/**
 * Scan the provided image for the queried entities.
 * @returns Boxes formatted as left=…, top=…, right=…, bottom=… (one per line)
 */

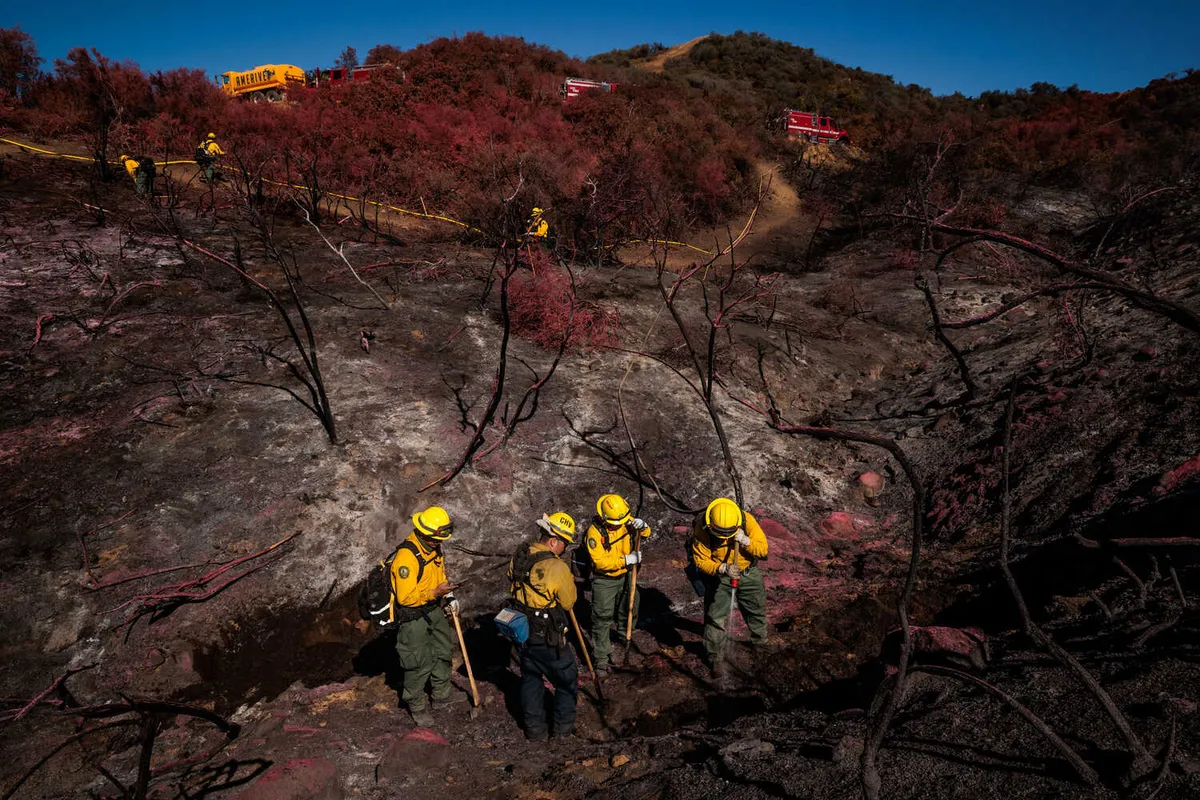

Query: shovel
left=621, top=524, right=644, bottom=667
left=449, top=607, right=481, bottom=719
left=568, top=607, right=604, bottom=703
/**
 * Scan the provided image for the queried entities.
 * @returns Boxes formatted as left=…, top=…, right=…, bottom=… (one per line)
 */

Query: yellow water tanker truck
left=218, top=64, right=306, bottom=103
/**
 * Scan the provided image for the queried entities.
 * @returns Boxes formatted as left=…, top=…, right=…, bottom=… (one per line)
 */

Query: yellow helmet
left=596, top=494, right=631, bottom=527
left=537, top=511, right=576, bottom=544
left=120, top=154, right=130, bottom=162
left=705, top=498, right=743, bottom=538
left=531, top=207, right=544, bottom=215
left=207, top=132, right=217, bottom=140
left=412, top=506, right=453, bottom=540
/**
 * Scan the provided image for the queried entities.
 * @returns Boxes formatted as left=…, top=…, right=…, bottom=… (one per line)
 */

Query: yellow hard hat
left=531, top=207, right=543, bottom=215
left=596, top=494, right=631, bottom=527
left=207, top=132, right=217, bottom=140
left=537, top=511, right=576, bottom=544
left=705, top=498, right=743, bottom=538
left=412, top=506, right=453, bottom=540
left=120, top=154, right=130, bottom=162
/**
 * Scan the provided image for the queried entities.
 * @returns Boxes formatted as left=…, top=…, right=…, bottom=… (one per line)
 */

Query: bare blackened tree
left=888, top=142, right=1200, bottom=791
left=173, top=235, right=338, bottom=444
left=422, top=180, right=578, bottom=490
left=2, top=683, right=240, bottom=800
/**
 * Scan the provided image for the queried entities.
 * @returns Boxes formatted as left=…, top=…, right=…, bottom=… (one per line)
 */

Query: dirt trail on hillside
left=633, top=36, right=706, bottom=73
left=615, top=160, right=807, bottom=271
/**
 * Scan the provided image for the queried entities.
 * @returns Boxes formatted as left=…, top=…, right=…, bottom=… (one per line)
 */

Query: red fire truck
left=783, top=110, right=851, bottom=144
left=561, top=77, right=617, bottom=102
left=307, top=63, right=399, bottom=88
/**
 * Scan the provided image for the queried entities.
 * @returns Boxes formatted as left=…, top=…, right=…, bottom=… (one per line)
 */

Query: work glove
left=734, top=530, right=751, bottom=548
left=623, top=551, right=642, bottom=566
left=443, top=594, right=460, bottom=615
left=631, top=518, right=648, bottom=533
left=718, top=562, right=741, bottom=580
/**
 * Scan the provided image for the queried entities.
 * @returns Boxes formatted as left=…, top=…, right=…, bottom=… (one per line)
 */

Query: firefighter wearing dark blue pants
left=508, top=512, right=579, bottom=741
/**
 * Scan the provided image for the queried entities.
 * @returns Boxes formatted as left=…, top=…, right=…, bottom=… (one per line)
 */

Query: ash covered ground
left=1, top=149, right=1198, bottom=799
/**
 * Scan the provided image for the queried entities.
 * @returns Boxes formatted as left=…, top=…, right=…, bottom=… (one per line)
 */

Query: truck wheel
left=250, top=91, right=266, bottom=104
left=265, top=89, right=281, bottom=102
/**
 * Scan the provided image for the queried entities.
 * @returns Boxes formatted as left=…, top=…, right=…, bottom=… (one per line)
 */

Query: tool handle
left=568, top=608, right=603, bottom=700
left=624, top=563, right=638, bottom=642
left=450, top=608, right=480, bottom=707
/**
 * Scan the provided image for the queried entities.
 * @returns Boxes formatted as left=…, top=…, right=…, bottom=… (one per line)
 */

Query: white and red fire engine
left=783, top=110, right=851, bottom=144
left=561, top=77, right=617, bottom=102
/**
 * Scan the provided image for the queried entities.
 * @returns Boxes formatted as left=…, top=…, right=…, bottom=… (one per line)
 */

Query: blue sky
left=4, top=0, right=1198, bottom=97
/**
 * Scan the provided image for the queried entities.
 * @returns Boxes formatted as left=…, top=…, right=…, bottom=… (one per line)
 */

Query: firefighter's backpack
left=497, top=545, right=560, bottom=645
left=572, top=517, right=620, bottom=583
left=357, top=541, right=433, bottom=628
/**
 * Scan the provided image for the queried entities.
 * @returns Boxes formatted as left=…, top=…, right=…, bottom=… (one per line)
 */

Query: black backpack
left=572, top=516, right=618, bottom=583
left=194, top=145, right=212, bottom=165
left=357, top=540, right=435, bottom=628
left=508, top=545, right=568, bottom=647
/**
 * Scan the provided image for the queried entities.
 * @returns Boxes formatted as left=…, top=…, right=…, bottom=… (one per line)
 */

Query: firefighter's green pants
left=703, top=566, right=768, bottom=662
left=134, top=165, right=154, bottom=197
left=394, top=609, right=454, bottom=710
left=590, top=573, right=639, bottom=667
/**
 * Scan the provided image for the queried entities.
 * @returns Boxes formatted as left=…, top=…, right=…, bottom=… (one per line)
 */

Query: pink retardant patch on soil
left=1157, top=455, right=1200, bottom=495
left=0, top=415, right=95, bottom=464
left=234, top=758, right=339, bottom=799
left=402, top=727, right=450, bottom=746
left=911, top=626, right=986, bottom=659
left=820, top=512, right=874, bottom=537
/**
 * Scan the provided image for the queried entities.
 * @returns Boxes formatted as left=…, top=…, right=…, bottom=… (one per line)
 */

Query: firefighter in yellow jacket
left=509, top=512, right=579, bottom=740
left=525, top=206, right=548, bottom=240
left=585, top=494, right=651, bottom=672
left=195, top=132, right=224, bottom=183
left=390, top=506, right=459, bottom=727
left=690, top=498, right=769, bottom=671
left=120, top=154, right=154, bottom=197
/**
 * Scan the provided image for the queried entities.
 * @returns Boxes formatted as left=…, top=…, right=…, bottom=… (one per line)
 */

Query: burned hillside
left=1, top=27, right=1199, bottom=800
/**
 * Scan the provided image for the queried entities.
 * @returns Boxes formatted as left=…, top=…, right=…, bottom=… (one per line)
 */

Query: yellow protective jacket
left=690, top=510, right=768, bottom=575
left=585, top=518, right=651, bottom=578
left=199, top=140, right=224, bottom=157
left=526, top=217, right=548, bottom=238
left=122, top=157, right=139, bottom=180
left=509, top=542, right=576, bottom=611
left=389, top=532, right=448, bottom=611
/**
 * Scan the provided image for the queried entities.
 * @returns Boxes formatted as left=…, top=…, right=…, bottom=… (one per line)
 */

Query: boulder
left=858, top=472, right=884, bottom=506
left=234, top=759, right=340, bottom=800
left=378, top=727, right=452, bottom=782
